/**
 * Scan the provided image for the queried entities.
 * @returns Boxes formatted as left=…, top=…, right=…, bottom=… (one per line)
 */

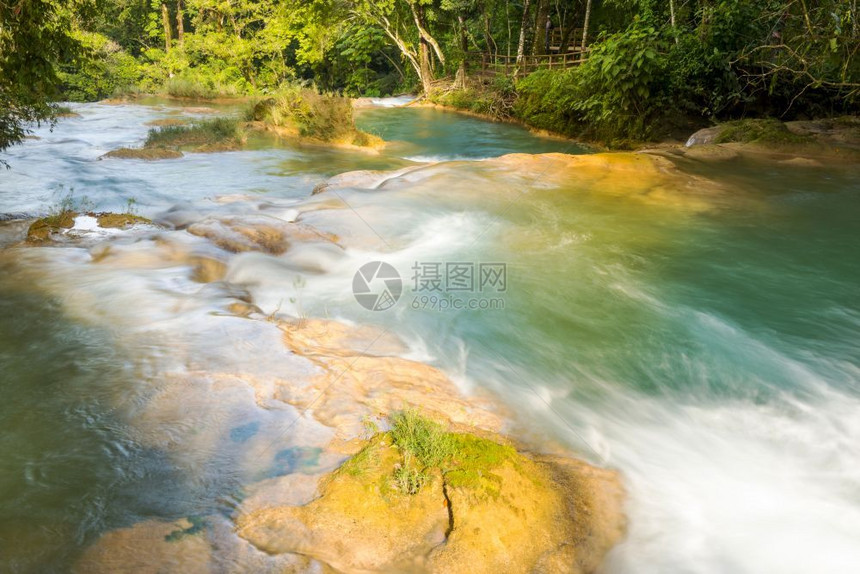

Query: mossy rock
left=94, top=212, right=152, bottom=228
left=714, top=119, right=813, bottom=145
left=27, top=211, right=153, bottom=242
left=102, top=147, right=184, bottom=160
left=145, top=118, right=189, bottom=127
left=238, top=413, right=626, bottom=573
left=27, top=211, right=78, bottom=242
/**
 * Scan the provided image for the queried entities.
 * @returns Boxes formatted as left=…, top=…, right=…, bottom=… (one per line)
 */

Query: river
left=1, top=99, right=859, bottom=573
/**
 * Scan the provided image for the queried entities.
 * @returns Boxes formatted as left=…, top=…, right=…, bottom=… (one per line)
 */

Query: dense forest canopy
left=2, top=0, right=859, bottom=147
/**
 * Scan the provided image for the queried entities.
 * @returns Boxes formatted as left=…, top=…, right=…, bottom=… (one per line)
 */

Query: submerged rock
left=685, top=126, right=721, bottom=147
left=186, top=216, right=338, bottom=255
left=277, top=319, right=504, bottom=437
left=74, top=515, right=317, bottom=574
left=102, top=147, right=184, bottom=160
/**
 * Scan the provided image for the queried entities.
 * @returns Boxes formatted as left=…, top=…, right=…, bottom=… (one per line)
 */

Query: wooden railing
left=548, top=28, right=586, bottom=53
left=469, top=50, right=589, bottom=76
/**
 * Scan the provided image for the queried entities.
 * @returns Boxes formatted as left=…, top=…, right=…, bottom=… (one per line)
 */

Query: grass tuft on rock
left=385, top=410, right=516, bottom=497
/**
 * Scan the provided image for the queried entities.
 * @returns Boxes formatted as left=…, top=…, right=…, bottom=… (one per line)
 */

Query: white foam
left=369, top=95, right=417, bottom=107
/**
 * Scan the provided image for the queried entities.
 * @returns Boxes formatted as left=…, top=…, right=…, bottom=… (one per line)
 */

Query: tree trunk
left=581, top=0, right=591, bottom=49
left=669, top=0, right=677, bottom=44
left=516, top=0, right=532, bottom=64
left=533, top=0, right=550, bottom=55
left=410, top=1, right=446, bottom=66
left=506, top=0, right=512, bottom=59
left=176, top=0, right=185, bottom=45
left=483, top=5, right=498, bottom=56
left=420, top=37, right=433, bottom=93
left=853, top=0, right=858, bottom=37
left=456, top=14, right=468, bottom=88
left=161, top=3, right=173, bottom=52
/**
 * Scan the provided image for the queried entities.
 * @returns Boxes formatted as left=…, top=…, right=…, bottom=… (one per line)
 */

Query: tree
left=1, top=0, right=85, bottom=162
left=351, top=0, right=447, bottom=93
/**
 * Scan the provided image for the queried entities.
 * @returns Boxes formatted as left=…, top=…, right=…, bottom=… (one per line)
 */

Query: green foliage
left=0, top=0, right=86, bottom=158
left=515, top=23, right=672, bottom=143
left=58, top=31, right=141, bottom=101
left=3, top=0, right=858, bottom=157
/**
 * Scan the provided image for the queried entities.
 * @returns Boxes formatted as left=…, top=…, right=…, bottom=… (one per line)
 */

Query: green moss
left=442, top=433, right=517, bottom=497
left=715, top=119, right=813, bottom=145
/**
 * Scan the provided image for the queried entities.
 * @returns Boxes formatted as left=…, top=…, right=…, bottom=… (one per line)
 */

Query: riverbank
left=421, top=87, right=860, bottom=163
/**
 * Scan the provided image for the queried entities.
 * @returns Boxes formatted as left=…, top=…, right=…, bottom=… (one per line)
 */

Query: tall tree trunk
left=669, top=0, right=678, bottom=44
left=484, top=11, right=498, bottom=56
left=506, top=0, right=512, bottom=59
left=516, top=0, right=532, bottom=64
left=420, top=37, right=433, bottom=93
left=176, top=0, right=185, bottom=45
left=410, top=1, right=446, bottom=66
left=853, top=0, right=858, bottom=37
left=533, top=0, right=550, bottom=55
left=161, top=3, right=172, bottom=52
left=581, top=0, right=591, bottom=49
left=798, top=0, right=814, bottom=36
left=456, top=14, right=468, bottom=88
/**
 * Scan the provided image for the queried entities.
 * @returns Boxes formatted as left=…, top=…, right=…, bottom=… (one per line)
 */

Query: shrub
left=145, top=117, right=243, bottom=149
left=249, top=85, right=379, bottom=145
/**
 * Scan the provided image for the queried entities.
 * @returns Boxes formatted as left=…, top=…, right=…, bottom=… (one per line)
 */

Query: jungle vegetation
left=2, top=0, right=858, bottom=148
